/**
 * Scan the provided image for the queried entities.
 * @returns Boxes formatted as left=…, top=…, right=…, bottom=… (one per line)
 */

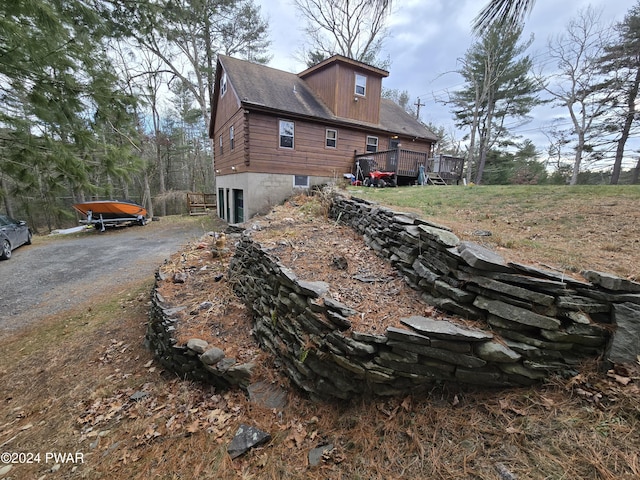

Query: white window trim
left=221, top=72, right=227, bottom=97
left=355, top=73, right=367, bottom=96
left=230, top=125, right=235, bottom=150
left=279, top=119, right=295, bottom=149
left=326, top=128, right=337, bottom=148
left=293, top=175, right=309, bottom=188
left=366, top=135, right=378, bottom=153
left=219, top=135, right=223, bottom=154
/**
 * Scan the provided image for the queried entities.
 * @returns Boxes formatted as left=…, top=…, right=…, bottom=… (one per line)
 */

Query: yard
left=0, top=185, right=638, bottom=479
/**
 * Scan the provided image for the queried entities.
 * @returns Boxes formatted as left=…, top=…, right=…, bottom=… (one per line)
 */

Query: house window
left=219, top=135, right=223, bottom=154
left=294, top=175, right=309, bottom=188
left=326, top=129, right=337, bottom=148
left=355, top=73, right=367, bottom=96
left=221, top=72, right=227, bottom=97
left=366, top=136, right=378, bottom=153
left=230, top=125, right=235, bottom=150
left=279, top=119, right=294, bottom=149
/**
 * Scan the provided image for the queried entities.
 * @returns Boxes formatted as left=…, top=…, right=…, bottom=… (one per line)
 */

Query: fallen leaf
left=186, top=421, right=200, bottom=433
left=607, top=371, right=632, bottom=386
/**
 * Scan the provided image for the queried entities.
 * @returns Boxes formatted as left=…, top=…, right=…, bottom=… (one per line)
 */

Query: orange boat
left=73, top=200, right=147, bottom=231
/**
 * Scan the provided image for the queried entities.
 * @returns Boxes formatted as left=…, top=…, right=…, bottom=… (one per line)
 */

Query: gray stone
left=492, top=328, right=574, bottom=351
left=466, top=275, right=555, bottom=306
left=330, top=353, right=366, bottom=376
left=433, top=279, right=476, bottom=303
left=540, top=329, right=605, bottom=347
left=296, top=280, right=330, bottom=298
left=172, top=272, right=188, bottom=283
left=352, top=331, right=388, bottom=344
left=608, top=302, right=640, bottom=364
left=186, top=338, right=209, bottom=354
left=418, top=224, right=460, bottom=247
left=162, top=306, right=187, bottom=318
left=412, top=258, right=440, bottom=284
left=279, top=266, right=298, bottom=287
left=386, top=326, right=431, bottom=345
left=326, top=332, right=376, bottom=356
left=556, top=296, right=610, bottom=313
left=510, top=262, right=592, bottom=288
left=323, top=297, right=357, bottom=316
left=227, top=424, right=271, bottom=459
left=247, top=381, right=287, bottom=410
left=498, top=363, right=547, bottom=380
left=475, top=341, right=522, bottom=363
left=130, top=391, right=149, bottom=401
left=458, top=241, right=513, bottom=272
left=309, top=444, right=334, bottom=467
left=401, top=315, right=493, bottom=341
left=200, top=347, right=225, bottom=365
left=420, top=292, right=484, bottom=319
left=473, top=296, right=561, bottom=330
left=560, top=310, right=593, bottom=325
left=325, top=310, right=352, bottom=330
left=582, top=270, right=640, bottom=292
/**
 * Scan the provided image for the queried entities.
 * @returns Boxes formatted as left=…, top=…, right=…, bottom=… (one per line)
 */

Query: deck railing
left=354, top=149, right=464, bottom=183
left=187, top=192, right=217, bottom=215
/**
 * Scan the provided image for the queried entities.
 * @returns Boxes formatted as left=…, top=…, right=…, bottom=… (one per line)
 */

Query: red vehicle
left=363, top=170, right=397, bottom=188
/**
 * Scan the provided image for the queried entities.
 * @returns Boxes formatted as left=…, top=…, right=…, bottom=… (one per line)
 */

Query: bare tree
left=294, top=0, right=392, bottom=67
left=538, top=6, right=614, bottom=185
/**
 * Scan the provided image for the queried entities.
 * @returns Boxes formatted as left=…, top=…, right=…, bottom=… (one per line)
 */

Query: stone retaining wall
left=145, top=287, right=254, bottom=389
left=147, top=193, right=640, bottom=401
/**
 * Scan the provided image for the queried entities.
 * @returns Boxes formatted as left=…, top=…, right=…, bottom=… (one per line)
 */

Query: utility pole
left=414, top=97, right=425, bottom=120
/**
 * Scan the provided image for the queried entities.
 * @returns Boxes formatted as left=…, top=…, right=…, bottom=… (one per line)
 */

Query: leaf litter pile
left=1, top=195, right=639, bottom=480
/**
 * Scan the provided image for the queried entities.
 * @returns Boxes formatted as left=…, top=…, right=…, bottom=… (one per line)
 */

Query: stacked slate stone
left=330, top=194, right=640, bottom=371
left=145, top=288, right=254, bottom=389
left=146, top=192, right=640, bottom=402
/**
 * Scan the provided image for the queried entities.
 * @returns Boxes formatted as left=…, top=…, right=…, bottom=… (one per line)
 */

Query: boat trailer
left=80, top=210, right=147, bottom=232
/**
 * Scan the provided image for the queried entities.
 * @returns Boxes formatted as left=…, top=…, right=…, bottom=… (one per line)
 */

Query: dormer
left=298, top=55, right=389, bottom=125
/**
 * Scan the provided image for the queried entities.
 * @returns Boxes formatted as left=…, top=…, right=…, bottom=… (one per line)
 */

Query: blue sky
left=256, top=0, right=639, bottom=168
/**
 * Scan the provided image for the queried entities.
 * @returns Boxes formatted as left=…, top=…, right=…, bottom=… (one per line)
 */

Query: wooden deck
left=354, top=150, right=464, bottom=185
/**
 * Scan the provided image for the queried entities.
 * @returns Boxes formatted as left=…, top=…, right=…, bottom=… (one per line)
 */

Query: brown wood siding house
left=210, top=54, right=438, bottom=223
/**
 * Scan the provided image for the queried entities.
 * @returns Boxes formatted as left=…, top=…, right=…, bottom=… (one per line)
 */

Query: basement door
left=233, top=189, right=244, bottom=223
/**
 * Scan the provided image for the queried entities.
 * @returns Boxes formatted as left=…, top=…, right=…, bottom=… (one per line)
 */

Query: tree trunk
left=611, top=67, right=640, bottom=184
left=632, top=157, right=640, bottom=184
left=1, top=177, right=14, bottom=218
left=570, top=138, right=584, bottom=186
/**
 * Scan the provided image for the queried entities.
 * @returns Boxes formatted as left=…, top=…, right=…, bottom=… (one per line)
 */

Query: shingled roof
left=215, top=55, right=438, bottom=142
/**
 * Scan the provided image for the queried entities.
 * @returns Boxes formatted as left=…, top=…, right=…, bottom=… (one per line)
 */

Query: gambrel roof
left=211, top=55, right=438, bottom=142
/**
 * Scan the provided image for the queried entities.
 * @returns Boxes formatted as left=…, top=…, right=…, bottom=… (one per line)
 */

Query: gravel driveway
left=0, top=218, right=209, bottom=331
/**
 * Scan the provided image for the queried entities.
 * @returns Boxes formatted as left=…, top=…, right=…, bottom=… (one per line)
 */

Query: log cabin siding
left=247, top=113, right=355, bottom=177
left=213, top=108, right=246, bottom=175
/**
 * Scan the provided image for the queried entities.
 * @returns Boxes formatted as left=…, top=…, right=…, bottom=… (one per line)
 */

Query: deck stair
left=427, top=173, right=447, bottom=186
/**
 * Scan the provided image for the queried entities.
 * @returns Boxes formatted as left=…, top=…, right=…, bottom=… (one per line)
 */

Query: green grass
left=348, top=184, right=640, bottom=219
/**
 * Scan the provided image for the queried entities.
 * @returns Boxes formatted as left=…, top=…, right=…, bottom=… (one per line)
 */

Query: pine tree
left=449, top=24, right=539, bottom=184
left=597, top=2, right=640, bottom=184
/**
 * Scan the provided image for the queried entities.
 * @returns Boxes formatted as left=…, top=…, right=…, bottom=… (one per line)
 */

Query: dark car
left=0, top=214, right=32, bottom=260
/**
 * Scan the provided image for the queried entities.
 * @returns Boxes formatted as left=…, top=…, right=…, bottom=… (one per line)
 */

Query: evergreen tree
left=449, top=24, right=539, bottom=184
left=0, top=0, right=140, bottom=227
left=597, top=2, right=640, bottom=184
